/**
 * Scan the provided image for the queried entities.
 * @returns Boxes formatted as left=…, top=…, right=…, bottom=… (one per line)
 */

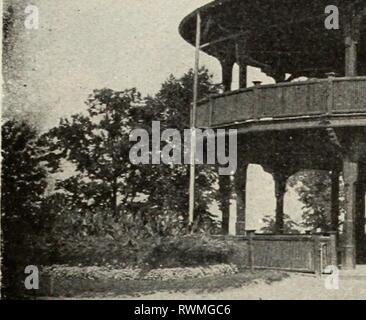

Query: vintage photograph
left=1, top=0, right=366, bottom=302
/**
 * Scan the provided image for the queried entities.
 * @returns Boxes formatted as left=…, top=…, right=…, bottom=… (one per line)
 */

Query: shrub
left=29, top=232, right=248, bottom=270
left=143, top=235, right=246, bottom=268
left=29, top=235, right=151, bottom=268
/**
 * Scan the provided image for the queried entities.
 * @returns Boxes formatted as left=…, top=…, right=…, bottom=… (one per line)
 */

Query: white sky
left=14, top=0, right=271, bottom=128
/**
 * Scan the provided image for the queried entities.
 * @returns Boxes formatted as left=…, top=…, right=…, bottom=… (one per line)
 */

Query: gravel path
left=109, top=273, right=366, bottom=300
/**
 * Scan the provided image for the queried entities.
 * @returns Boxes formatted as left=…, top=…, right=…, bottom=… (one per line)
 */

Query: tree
left=43, top=68, right=221, bottom=234
left=1, top=120, right=48, bottom=231
left=139, top=68, right=221, bottom=231
left=43, top=88, right=146, bottom=220
left=289, top=170, right=344, bottom=231
left=1, top=120, right=48, bottom=298
left=260, top=214, right=300, bottom=234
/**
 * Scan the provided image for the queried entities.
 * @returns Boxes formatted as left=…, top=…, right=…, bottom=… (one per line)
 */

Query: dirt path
left=109, top=273, right=366, bottom=300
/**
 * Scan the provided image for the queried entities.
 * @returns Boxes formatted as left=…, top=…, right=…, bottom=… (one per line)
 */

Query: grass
left=39, top=270, right=288, bottom=299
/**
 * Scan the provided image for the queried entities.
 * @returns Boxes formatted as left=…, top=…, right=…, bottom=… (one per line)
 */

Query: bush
left=29, top=232, right=249, bottom=270
left=144, top=235, right=246, bottom=268
left=29, top=235, right=151, bottom=268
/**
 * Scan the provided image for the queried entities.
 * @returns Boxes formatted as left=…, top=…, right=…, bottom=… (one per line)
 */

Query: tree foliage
left=1, top=120, right=48, bottom=298
left=289, top=170, right=344, bottom=231
left=261, top=169, right=345, bottom=234
left=2, top=120, right=48, bottom=233
left=42, top=68, right=221, bottom=236
left=139, top=68, right=221, bottom=230
left=43, top=88, right=145, bottom=219
left=260, top=214, right=300, bottom=234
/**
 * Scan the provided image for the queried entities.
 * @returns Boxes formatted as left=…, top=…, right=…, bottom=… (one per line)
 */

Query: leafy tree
left=43, top=88, right=146, bottom=220
left=138, top=68, right=221, bottom=230
left=289, top=170, right=344, bottom=231
left=260, top=214, right=300, bottom=234
left=1, top=120, right=48, bottom=231
left=43, top=68, right=221, bottom=234
left=1, top=120, right=48, bottom=298
left=261, top=170, right=345, bottom=234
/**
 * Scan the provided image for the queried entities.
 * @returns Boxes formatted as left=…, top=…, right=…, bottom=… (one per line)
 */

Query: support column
left=238, top=63, right=247, bottom=89
left=342, top=157, right=358, bottom=269
left=344, top=10, right=360, bottom=77
left=235, top=40, right=247, bottom=89
left=356, top=180, right=365, bottom=263
left=331, top=170, right=340, bottom=233
left=219, top=58, right=235, bottom=92
left=272, top=72, right=286, bottom=84
left=345, top=35, right=358, bottom=77
left=218, top=174, right=231, bottom=235
left=274, top=172, right=287, bottom=234
left=234, top=163, right=248, bottom=235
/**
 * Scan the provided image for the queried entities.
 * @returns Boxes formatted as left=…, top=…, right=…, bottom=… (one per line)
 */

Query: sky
left=5, top=0, right=303, bottom=232
left=7, top=0, right=271, bottom=128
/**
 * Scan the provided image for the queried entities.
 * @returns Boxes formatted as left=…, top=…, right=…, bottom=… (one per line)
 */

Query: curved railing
left=196, top=77, right=366, bottom=128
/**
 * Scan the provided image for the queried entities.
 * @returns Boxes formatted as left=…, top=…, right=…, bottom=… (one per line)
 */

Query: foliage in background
left=289, top=170, right=345, bottom=232
left=260, top=170, right=345, bottom=234
left=42, top=88, right=145, bottom=219
left=138, top=68, right=221, bottom=229
left=41, top=68, right=221, bottom=238
left=1, top=120, right=49, bottom=298
left=260, top=214, right=300, bottom=234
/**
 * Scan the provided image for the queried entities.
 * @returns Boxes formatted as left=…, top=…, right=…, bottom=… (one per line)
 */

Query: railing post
left=273, top=171, right=288, bottom=235
left=326, top=72, right=335, bottom=115
left=234, top=162, right=248, bottom=236
left=247, top=230, right=256, bottom=272
left=312, top=234, right=322, bottom=275
left=328, top=231, right=338, bottom=267
left=252, top=81, right=261, bottom=120
left=49, top=274, right=54, bottom=297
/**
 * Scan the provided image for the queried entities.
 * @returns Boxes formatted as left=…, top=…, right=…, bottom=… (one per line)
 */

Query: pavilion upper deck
left=196, top=76, right=366, bottom=131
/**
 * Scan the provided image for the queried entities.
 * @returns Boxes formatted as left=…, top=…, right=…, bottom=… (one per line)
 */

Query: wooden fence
left=219, top=232, right=337, bottom=274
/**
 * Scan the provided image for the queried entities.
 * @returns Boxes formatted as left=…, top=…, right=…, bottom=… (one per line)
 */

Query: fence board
left=214, top=233, right=337, bottom=274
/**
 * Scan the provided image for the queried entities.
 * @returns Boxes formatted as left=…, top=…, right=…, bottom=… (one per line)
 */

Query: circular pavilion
left=180, top=0, right=366, bottom=270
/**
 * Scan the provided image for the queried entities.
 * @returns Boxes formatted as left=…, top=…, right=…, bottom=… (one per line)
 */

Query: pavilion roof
left=179, top=0, right=366, bottom=77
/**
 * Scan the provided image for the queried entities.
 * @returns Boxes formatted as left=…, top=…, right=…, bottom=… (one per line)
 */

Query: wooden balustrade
left=196, top=77, right=366, bottom=128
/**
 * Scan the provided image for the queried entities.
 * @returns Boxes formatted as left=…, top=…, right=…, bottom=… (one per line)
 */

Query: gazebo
left=179, top=0, right=366, bottom=270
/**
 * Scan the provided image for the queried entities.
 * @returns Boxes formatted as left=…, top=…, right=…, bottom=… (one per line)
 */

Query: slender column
left=344, top=11, right=359, bottom=76
left=235, top=41, right=247, bottom=89
left=219, top=58, right=235, bottom=92
left=239, top=63, right=247, bottom=89
left=342, top=157, right=358, bottom=269
left=274, top=172, right=287, bottom=234
left=356, top=180, right=365, bottom=263
left=234, top=163, right=248, bottom=235
left=219, top=174, right=231, bottom=235
left=272, top=72, right=286, bottom=83
left=331, top=170, right=340, bottom=233
left=345, top=36, right=358, bottom=76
